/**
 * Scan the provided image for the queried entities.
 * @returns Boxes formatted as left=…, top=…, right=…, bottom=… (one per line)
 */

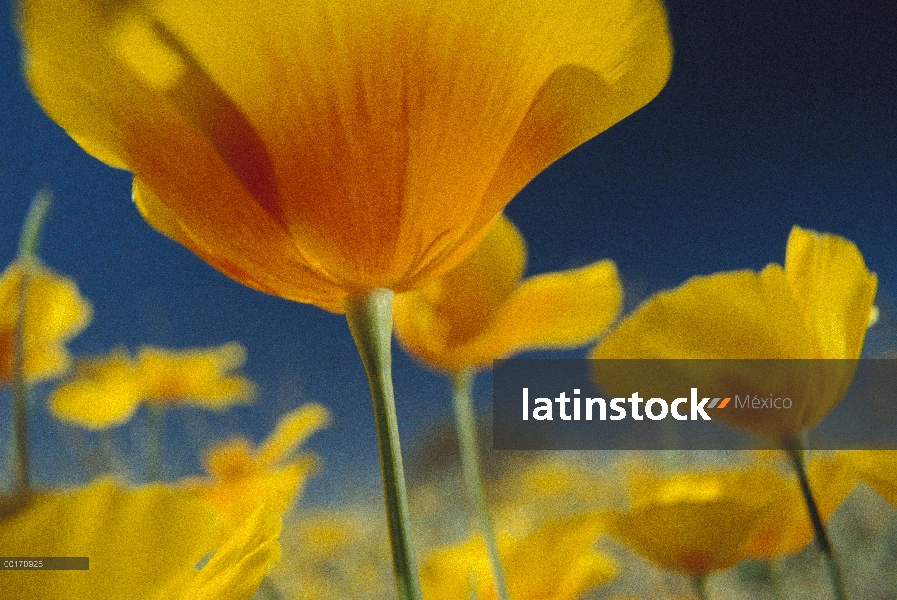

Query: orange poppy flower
left=19, top=0, right=672, bottom=310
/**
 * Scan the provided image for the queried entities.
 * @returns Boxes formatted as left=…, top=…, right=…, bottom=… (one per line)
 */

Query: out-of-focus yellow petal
left=459, top=259, right=621, bottom=368
left=394, top=215, right=524, bottom=369
left=49, top=349, right=142, bottom=429
left=422, top=514, right=614, bottom=600
left=0, top=262, right=92, bottom=385
left=0, top=478, right=219, bottom=600
left=20, top=0, right=671, bottom=309
left=847, top=450, right=897, bottom=506
left=136, top=343, right=255, bottom=408
left=607, top=466, right=776, bottom=576
left=256, top=403, right=331, bottom=467
left=202, top=459, right=317, bottom=532
left=502, top=514, right=616, bottom=600
left=194, top=404, right=326, bottom=531
left=593, top=267, right=814, bottom=360
left=160, top=507, right=282, bottom=600
left=395, top=215, right=621, bottom=371
left=745, top=452, right=858, bottom=559
left=784, top=226, right=878, bottom=359
left=413, top=216, right=526, bottom=348
left=49, top=343, right=255, bottom=429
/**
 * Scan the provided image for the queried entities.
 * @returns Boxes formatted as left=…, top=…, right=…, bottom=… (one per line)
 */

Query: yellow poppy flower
left=592, top=226, right=878, bottom=439
left=421, top=513, right=616, bottom=600
left=744, top=452, right=858, bottom=560
left=846, top=450, right=897, bottom=506
left=49, top=343, right=255, bottom=429
left=0, top=260, right=92, bottom=385
left=19, top=0, right=672, bottom=311
left=606, top=465, right=776, bottom=576
left=191, top=403, right=329, bottom=530
left=394, top=215, right=622, bottom=371
left=0, top=478, right=220, bottom=600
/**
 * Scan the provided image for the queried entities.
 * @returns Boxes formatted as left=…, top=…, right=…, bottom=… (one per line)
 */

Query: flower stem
left=785, top=441, right=847, bottom=600
left=452, top=368, right=510, bottom=600
left=345, top=289, right=422, bottom=600
left=10, top=190, right=52, bottom=499
left=692, top=574, right=710, bottom=600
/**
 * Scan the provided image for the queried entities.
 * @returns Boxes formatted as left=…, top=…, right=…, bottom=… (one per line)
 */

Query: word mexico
left=519, top=388, right=787, bottom=421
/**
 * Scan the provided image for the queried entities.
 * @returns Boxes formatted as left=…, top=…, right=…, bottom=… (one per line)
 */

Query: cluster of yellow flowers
left=3, top=0, right=895, bottom=598
left=3, top=204, right=892, bottom=599
left=0, top=257, right=326, bottom=599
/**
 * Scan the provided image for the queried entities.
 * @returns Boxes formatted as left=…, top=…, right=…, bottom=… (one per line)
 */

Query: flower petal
left=0, top=262, right=92, bottom=385
left=454, top=259, right=622, bottom=370
left=393, top=215, right=525, bottom=368
left=21, top=0, right=672, bottom=300
left=255, top=404, right=331, bottom=468
left=0, top=478, right=220, bottom=600
left=49, top=349, right=143, bottom=429
left=593, top=266, right=816, bottom=361
left=396, top=216, right=621, bottom=371
left=784, top=226, right=878, bottom=359
left=422, top=514, right=614, bottom=600
left=162, top=507, right=282, bottom=600
left=136, top=343, right=255, bottom=408
left=608, top=467, right=775, bottom=575
left=847, top=449, right=897, bottom=506
left=745, top=453, right=857, bottom=559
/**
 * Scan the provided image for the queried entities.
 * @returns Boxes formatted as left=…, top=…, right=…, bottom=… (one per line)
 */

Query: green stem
left=9, top=190, right=52, bottom=499
left=146, top=405, right=166, bottom=482
left=11, top=348, right=30, bottom=496
left=345, top=289, right=422, bottom=600
left=785, top=441, right=847, bottom=600
left=452, top=368, right=510, bottom=600
left=692, top=574, right=710, bottom=600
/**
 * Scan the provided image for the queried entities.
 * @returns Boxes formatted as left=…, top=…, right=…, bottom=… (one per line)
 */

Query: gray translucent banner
left=0, top=557, right=89, bottom=570
left=492, top=359, right=897, bottom=450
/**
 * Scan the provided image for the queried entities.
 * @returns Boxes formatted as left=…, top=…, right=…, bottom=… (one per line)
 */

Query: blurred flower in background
left=422, top=513, right=615, bottom=600
left=49, top=343, right=255, bottom=429
left=189, top=403, right=329, bottom=531
left=593, top=226, right=878, bottom=440
left=605, top=463, right=776, bottom=577
left=0, top=260, right=92, bottom=386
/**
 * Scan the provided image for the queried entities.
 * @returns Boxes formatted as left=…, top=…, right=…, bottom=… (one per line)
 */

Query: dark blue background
left=1, top=0, right=895, bottom=501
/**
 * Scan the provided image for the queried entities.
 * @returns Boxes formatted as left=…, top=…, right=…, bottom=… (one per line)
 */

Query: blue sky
left=1, top=0, right=895, bottom=501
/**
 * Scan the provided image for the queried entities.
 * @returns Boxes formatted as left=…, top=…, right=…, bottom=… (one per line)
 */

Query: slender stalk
left=785, top=441, right=847, bottom=600
left=344, top=289, right=422, bottom=600
left=452, top=368, right=510, bottom=600
left=692, top=574, right=710, bottom=600
left=17, top=190, right=52, bottom=259
left=10, top=368, right=30, bottom=495
left=9, top=191, right=52, bottom=499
